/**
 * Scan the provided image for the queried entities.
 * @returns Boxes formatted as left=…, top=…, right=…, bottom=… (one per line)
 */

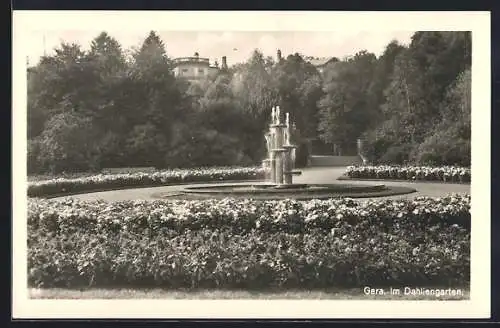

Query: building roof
left=173, top=56, right=210, bottom=66
left=308, top=57, right=336, bottom=67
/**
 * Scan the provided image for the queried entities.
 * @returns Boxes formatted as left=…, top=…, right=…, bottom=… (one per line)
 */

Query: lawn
left=29, top=287, right=469, bottom=300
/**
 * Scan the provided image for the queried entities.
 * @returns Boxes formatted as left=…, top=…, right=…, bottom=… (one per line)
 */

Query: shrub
left=413, top=131, right=470, bottom=167
left=28, top=195, right=471, bottom=236
left=379, top=144, right=414, bottom=165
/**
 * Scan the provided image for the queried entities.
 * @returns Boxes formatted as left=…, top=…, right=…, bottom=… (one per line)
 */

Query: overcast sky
left=26, top=30, right=414, bottom=66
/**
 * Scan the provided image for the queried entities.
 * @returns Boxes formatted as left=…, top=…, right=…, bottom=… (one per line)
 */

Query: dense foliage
left=345, top=165, right=470, bottom=183
left=28, top=31, right=470, bottom=174
left=28, top=167, right=265, bottom=197
left=28, top=195, right=470, bottom=289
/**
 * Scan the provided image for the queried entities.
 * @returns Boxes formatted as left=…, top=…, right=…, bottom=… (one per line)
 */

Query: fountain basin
left=152, top=183, right=416, bottom=200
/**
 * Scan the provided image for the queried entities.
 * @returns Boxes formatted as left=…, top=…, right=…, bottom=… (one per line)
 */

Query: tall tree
left=232, top=49, right=279, bottom=120
left=88, top=32, right=127, bottom=74
left=230, top=49, right=281, bottom=160
left=380, top=48, right=422, bottom=145
left=366, top=40, right=406, bottom=127
left=120, top=31, right=190, bottom=167
left=412, top=68, right=471, bottom=166
left=441, top=68, right=471, bottom=129
left=27, top=66, right=47, bottom=139
left=28, top=43, right=89, bottom=116
left=82, top=32, right=128, bottom=125
left=317, top=50, right=377, bottom=154
left=273, top=53, right=323, bottom=139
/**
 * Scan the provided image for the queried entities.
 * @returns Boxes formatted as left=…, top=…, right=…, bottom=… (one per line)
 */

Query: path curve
left=56, top=167, right=470, bottom=202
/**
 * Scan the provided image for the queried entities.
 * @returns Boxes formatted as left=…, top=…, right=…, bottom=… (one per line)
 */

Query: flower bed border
left=337, top=175, right=471, bottom=185
left=343, top=165, right=471, bottom=184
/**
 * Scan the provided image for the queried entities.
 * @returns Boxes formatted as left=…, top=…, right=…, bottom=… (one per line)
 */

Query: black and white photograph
left=12, top=11, right=491, bottom=319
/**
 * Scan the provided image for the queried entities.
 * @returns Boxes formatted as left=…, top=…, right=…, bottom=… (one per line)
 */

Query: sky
left=25, top=30, right=415, bottom=67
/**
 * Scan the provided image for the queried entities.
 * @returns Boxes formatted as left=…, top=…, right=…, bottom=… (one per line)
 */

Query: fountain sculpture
left=262, top=106, right=301, bottom=187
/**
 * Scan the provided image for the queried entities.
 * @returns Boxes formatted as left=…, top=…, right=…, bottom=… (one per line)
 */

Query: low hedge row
left=28, top=167, right=266, bottom=198
left=345, top=165, right=470, bottom=183
left=28, top=226, right=470, bottom=289
left=28, top=195, right=471, bottom=236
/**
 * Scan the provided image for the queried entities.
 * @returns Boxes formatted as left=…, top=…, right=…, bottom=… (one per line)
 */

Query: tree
left=27, top=67, right=47, bottom=139
left=230, top=49, right=281, bottom=160
left=37, top=112, right=102, bottom=173
left=412, top=68, right=471, bottom=166
left=197, top=74, right=244, bottom=136
left=113, top=31, right=191, bottom=167
left=27, top=43, right=89, bottom=120
left=273, top=53, right=323, bottom=139
left=366, top=40, right=406, bottom=127
left=441, top=68, right=471, bottom=129
left=232, top=49, right=280, bottom=120
left=396, top=31, right=471, bottom=138
left=81, top=32, right=128, bottom=129
left=380, top=49, right=423, bottom=146
left=317, top=50, right=377, bottom=154
left=133, top=31, right=169, bottom=68
left=88, top=32, right=126, bottom=74
left=297, top=73, right=324, bottom=138
left=130, top=31, right=187, bottom=127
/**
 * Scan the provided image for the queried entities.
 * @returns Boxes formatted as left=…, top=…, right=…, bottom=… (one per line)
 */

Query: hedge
left=28, top=167, right=266, bottom=198
left=28, top=228, right=470, bottom=289
left=345, top=165, right=470, bottom=183
left=28, top=195, right=470, bottom=289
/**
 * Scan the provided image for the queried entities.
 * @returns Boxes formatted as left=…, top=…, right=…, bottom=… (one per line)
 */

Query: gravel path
left=57, top=167, right=470, bottom=202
